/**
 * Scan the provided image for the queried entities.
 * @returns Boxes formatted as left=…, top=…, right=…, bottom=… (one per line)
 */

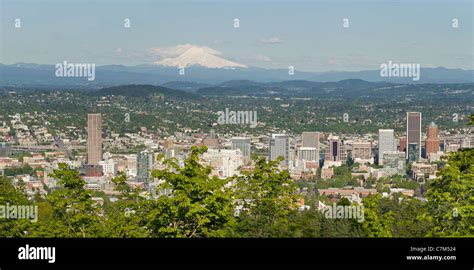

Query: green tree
left=287, top=208, right=323, bottom=237
left=423, top=148, right=474, bottom=237
left=361, top=194, right=394, bottom=237
left=320, top=217, right=364, bottom=237
left=101, top=172, right=150, bottom=237
left=40, top=163, right=102, bottom=237
left=147, top=146, right=235, bottom=238
left=231, top=156, right=298, bottom=237
left=0, top=176, right=31, bottom=237
left=392, top=197, right=431, bottom=237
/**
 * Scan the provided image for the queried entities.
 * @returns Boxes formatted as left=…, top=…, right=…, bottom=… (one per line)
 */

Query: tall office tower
left=407, top=143, right=419, bottom=163
left=137, top=150, right=154, bottom=182
left=302, top=131, right=320, bottom=149
left=301, top=131, right=321, bottom=160
left=232, top=137, right=251, bottom=158
left=406, top=112, right=422, bottom=159
left=425, top=122, right=440, bottom=157
left=378, top=129, right=395, bottom=165
left=399, top=136, right=407, bottom=153
left=324, top=135, right=344, bottom=162
left=269, top=134, right=289, bottom=166
left=87, top=113, right=102, bottom=165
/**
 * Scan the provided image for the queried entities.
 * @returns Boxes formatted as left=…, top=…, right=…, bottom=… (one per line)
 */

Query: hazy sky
left=1, top=0, right=473, bottom=71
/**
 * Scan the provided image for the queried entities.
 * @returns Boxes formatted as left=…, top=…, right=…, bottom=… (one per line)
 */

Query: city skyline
left=1, top=0, right=473, bottom=265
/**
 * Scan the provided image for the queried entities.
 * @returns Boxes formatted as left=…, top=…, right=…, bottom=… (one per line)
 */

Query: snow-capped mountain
left=154, top=45, right=247, bottom=69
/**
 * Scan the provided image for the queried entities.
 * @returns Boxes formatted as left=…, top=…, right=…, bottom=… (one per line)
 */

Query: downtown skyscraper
left=137, top=150, right=154, bottom=182
left=269, top=134, right=289, bottom=167
left=378, top=129, right=395, bottom=165
left=87, top=113, right=102, bottom=165
left=301, top=131, right=320, bottom=162
left=232, top=137, right=251, bottom=158
left=324, top=135, right=345, bottom=162
left=425, top=122, right=440, bottom=158
left=406, top=112, right=422, bottom=159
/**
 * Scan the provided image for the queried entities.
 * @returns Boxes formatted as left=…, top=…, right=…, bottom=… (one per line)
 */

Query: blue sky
left=1, top=0, right=472, bottom=71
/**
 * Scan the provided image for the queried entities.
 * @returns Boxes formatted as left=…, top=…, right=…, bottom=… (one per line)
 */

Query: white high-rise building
left=99, top=159, right=118, bottom=177
left=202, top=149, right=243, bottom=178
left=269, top=134, right=289, bottom=166
left=297, top=147, right=318, bottom=161
left=378, top=129, right=395, bottom=165
left=137, top=150, right=154, bottom=182
left=231, top=137, right=251, bottom=158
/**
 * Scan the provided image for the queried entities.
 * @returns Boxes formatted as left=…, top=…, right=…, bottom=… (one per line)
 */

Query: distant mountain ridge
left=0, top=63, right=473, bottom=88
left=196, top=79, right=397, bottom=97
left=90, top=84, right=200, bottom=100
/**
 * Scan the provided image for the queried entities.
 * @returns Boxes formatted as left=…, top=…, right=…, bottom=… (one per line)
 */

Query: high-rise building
left=407, top=143, right=419, bottom=163
left=406, top=112, right=421, bottom=159
left=425, top=122, right=440, bottom=158
left=352, top=141, right=372, bottom=162
left=269, top=134, right=289, bottom=166
left=302, top=131, right=320, bottom=149
left=137, top=150, right=154, bottom=182
left=297, top=147, right=318, bottom=161
left=232, top=137, right=251, bottom=158
left=324, top=136, right=344, bottom=162
left=99, top=159, right=118, bottom=177
left=378, top=129, right=395, bottom=165
left=202, top=149, right=243, bottom=178
left=87, top=113, right=102, bottom=165
left=399, top=136, right=407, bottom=153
